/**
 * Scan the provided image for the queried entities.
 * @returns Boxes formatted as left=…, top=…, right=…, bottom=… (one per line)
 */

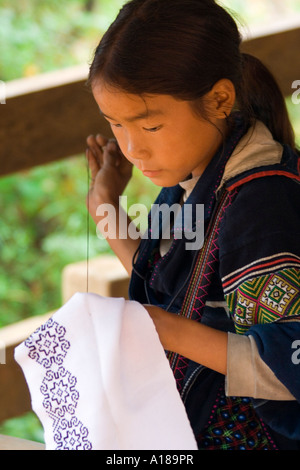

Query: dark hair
left=88, top=0, right=297, bottom=151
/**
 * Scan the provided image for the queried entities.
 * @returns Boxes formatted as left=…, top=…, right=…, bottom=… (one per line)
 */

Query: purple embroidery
left=25, top=319, right=70, bottom=368
left=25, top=319, right=92, bottom=450
left=54, top=417, right=91, bottom=450
left=41, top=367, right=79, bottom=417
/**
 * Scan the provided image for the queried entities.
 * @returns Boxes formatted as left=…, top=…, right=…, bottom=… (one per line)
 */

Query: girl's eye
left=143, top=125, right=162, bottom=133
left=110, top=123, right=162, bottom=132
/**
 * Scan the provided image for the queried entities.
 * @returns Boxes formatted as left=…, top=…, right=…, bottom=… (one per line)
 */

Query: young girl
left=85, top=0, right=300, bottom=450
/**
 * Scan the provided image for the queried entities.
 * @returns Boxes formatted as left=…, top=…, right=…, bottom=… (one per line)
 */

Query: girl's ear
left=205, top=79, right=236, bottom=119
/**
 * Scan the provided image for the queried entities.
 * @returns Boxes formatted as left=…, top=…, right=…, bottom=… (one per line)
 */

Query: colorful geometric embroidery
left=25, top=318, right=92, bottom=450
left=225, top=268, right=300, bottom=334
left=197, top=389, right=278, bottom=450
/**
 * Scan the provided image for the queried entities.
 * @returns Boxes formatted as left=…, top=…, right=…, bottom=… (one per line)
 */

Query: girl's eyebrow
left=99, top=108, right=163, bottom=123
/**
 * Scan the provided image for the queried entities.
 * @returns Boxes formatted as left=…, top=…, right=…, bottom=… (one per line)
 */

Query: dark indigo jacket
left=129, top=119, right=300, bottom=447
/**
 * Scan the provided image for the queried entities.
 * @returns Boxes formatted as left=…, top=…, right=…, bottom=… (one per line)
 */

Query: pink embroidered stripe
left=222, top=253, right=300, bottom=295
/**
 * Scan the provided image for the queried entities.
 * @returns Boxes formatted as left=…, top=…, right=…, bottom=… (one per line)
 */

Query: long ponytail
left=238, top=53, right=297, bottom=151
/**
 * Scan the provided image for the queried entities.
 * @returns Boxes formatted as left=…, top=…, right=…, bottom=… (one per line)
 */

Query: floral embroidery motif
left=26, top=319, right=70, bottom=368
left=54, top=417, right=91, bottom=450
left=25, top=318, right=92, bottom=450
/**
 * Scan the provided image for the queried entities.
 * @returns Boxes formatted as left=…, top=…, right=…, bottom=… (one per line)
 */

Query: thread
left=86, top=154, right=90, bottom=293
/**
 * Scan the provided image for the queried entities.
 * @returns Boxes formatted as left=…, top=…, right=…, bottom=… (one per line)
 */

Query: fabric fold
left=15, top=292, right=197, bottom=450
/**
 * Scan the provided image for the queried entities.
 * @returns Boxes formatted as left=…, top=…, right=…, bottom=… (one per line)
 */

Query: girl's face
left=92, top=83, right=226, bottom=187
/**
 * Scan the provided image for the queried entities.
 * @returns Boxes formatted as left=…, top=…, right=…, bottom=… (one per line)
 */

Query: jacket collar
left=217, top=120, right=284, bottom=194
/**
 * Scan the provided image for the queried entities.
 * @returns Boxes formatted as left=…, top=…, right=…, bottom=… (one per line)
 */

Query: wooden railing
left=1, top=19, right=300, bottom=177
left=0, top=20, right=299, bottom=449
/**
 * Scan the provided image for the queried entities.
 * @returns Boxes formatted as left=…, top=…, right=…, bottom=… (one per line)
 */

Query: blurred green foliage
left=0, top=411, right=45, bottom=443
left=0, top=157, right=102, bottom=327
left=0, top=0, right=125, bottom=80
left=0, top=157, right=158, bottom=328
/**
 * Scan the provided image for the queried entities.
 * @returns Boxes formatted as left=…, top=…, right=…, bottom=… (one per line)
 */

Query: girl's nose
left=126, top=137, right=149, bottom=161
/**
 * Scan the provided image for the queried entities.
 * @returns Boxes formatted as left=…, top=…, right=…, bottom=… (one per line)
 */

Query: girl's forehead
left=92, top=83, right=193, bottom=122
left=93, top=82, right=163, bottom=107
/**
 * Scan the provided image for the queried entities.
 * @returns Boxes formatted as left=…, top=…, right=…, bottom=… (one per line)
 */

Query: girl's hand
left=86, top=134, right=133, bottom=210
left=85, top=134, right=138, bottom=275
left=144, top=304, right=228, bottom=375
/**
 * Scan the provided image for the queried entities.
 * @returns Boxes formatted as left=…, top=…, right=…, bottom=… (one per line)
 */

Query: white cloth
left=15, top=292, right=197, bottom=450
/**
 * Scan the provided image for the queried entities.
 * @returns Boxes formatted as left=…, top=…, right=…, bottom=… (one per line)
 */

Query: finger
left=96, top=134, right=109, bottom=147
left=86, top=135, right=104, bottom=164
left=102, top=141, right=124, bottom=168
left=86, top=148, right=100, bottom=181
left=86, top=134, right=99, bottom=148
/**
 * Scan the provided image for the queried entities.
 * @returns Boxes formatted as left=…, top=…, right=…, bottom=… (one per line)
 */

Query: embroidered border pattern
left=222, top=252, right=300, bottom=296
left=168, top=189, right=237, bottom=392
left=25, top=318, right=92, bottom=450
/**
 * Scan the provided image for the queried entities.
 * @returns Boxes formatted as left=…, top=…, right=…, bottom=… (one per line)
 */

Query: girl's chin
left=142, top=170, right=188, bottom=187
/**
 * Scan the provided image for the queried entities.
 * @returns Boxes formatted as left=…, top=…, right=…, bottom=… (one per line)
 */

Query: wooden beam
left=0, top=65, right=113, bottom=177
left=241, top=23, right=300, bottom=97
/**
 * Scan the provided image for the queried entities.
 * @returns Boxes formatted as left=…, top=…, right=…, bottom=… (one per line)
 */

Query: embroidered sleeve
left=223, top=267, right=300, bottom=399
left=224, top=267, right=300, bottom=335
left=219, top=176, right=300, bottom=332
left=218, top=175, right=300, bottom=399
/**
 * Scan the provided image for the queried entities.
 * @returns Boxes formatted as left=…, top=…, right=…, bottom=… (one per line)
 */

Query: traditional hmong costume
left=129, top=116, right=300, bottom=450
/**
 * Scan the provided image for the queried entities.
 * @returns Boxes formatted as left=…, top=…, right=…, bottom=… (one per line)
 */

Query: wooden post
left=0, top=312, right=54, bottom=423
left=0, top=434, right=45, bottom=450
left=62, top=254, right=130, bottom=303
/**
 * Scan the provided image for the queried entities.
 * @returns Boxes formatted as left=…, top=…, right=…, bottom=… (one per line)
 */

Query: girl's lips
left=142, top=169, right=161, bottom=177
